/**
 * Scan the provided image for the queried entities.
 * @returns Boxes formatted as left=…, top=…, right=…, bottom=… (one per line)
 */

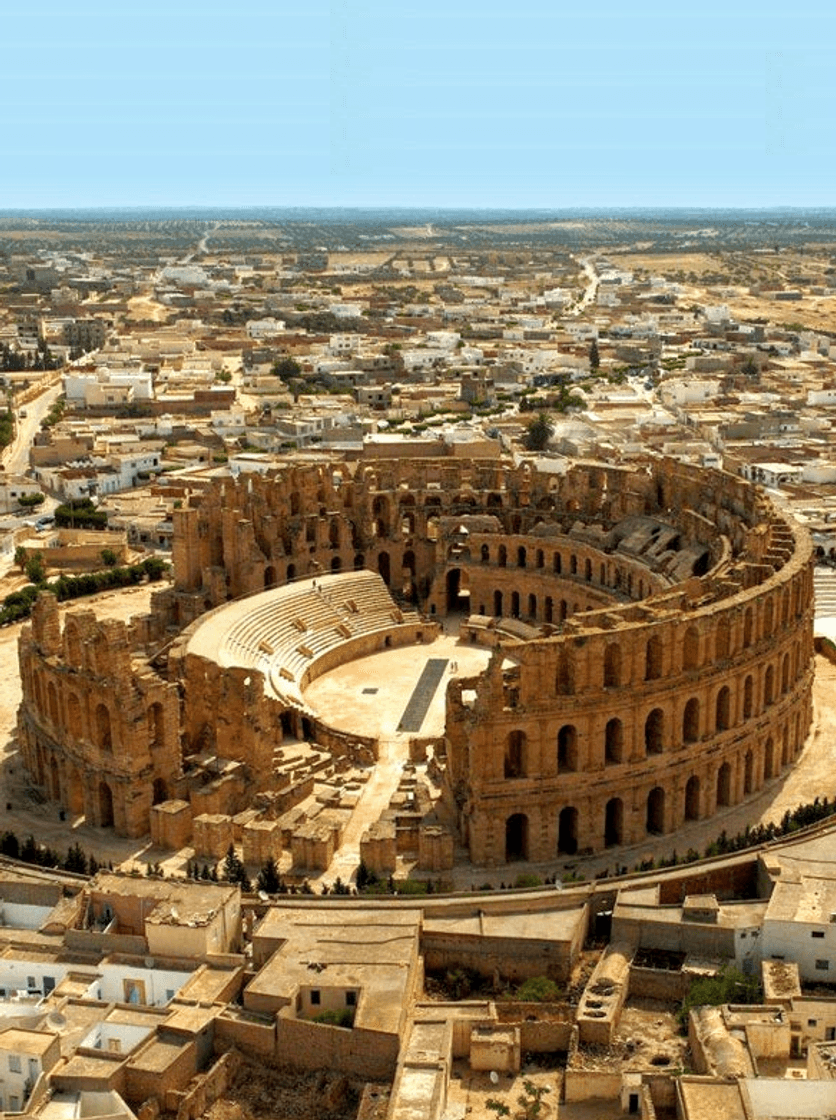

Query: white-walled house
left=0, top=1028, right=61, bottom=1112
left=763, top=876, right=836, bottom=983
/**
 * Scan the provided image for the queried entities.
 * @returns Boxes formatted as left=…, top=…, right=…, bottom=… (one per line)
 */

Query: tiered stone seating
left=188, top=570, right=421, bottom=707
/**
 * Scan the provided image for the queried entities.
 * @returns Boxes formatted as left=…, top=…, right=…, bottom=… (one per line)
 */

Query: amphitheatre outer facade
left=16, top=456, right=815, bottom=869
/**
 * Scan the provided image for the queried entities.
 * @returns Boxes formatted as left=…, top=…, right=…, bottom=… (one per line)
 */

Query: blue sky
left=2, top=0, right=833, bottom=209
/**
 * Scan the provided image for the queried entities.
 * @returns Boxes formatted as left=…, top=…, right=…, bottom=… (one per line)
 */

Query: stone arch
left=604, top=798, right=623, bottom=846
left=64, top=620, right=82, bottom=667
left=517, top=545, right=527, bottom=568
left=716, top=761, right=732, bottom=807
left=264, top=565, right=276, bottom=589
left=557, top=725, right=578, bottom=773
left=743, top=675, right=754, bottom=719
left=504, top=730, right=527, bottom=779
left=354, top=553, right=365, bottom=571
left=645, top=708, right=664, bottom=755
left=505, top=813, right=528, bottom=862
left=715, top=616, right=731, bottom=661
left=764, top=736, right=775, bottom=780
left=493, top=589, right=503, bottom=616
left=377, top=551, right=390, bottom=585
left=544, top=596, right=554, bottom=623
left=684, top=775, right=700, bottom=821
left=480, top=543, right=489, bottom=563
left=715, top=686, right=731, bottom=732
left=744, top=750, right=754, bottom=795
left=605, top=718, right=623, bottom=765
left=683, top=626, right=699, bottom=671
left=95, top=704, right=112, bottom=753
left=584, top=558, right=592, bottom=582
left=764, top=664, right=774, bottom=707
left=47, top=681, right=59, bottom=727
left=553, top=552, right=562, bottom=575
left=536, top=549, right=545, bottom=569
left=682, top=698, right=700, bottom=743
left=556, top=649, right=574, bottom=695
left=645, top=634, right=663, bottom=681
left=510, top=591, right=520, bottom=618
left=153, top=778, right=168, bottom=805
left=603, top=643, right=621, bottom=688
left=781, top=652, right=790, bottom=694
left=527, top=593, right=537, bottom=619
left=743, top=607, right=753, bottom=648
left=67, top=692, right=82, bottom=740
left=646, top=787, right=665, bottom=835
left=97, top=781, right=114, bottom=828
left=498, top=545, right=507, bottom=568
left=558, top=807, right=578, bottom=856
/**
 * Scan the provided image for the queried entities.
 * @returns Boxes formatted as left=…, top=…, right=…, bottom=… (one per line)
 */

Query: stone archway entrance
left=505, top=813, right=528, bottom=862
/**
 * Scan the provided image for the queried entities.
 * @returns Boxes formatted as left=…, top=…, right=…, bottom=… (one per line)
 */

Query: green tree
left=522, top=412, right=553, bottom=452
left=256, top=856, right=281, bottom=894
left=589, top=338, right=600, bottom=370
left=25, top=555, right=46, bottom=584
left=100, top=548, right=118, bottom=567
left=271, top=356, right=302, bottom=383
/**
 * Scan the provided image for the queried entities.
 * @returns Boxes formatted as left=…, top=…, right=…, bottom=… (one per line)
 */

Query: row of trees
left=0, top=829, right=108, bottom=875
left=0, top=556, right=169, bottom=626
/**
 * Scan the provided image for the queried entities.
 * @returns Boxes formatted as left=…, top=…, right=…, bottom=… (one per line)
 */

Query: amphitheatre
left=14, top=454, right=816, bottom=881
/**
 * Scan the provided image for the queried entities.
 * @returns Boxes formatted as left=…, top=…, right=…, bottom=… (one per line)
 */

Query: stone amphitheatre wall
left=15, top=456, right=815, bottom=862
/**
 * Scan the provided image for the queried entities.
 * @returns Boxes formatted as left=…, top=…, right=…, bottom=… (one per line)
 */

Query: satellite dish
left=47, top=1012, right=66, bottom=1030
left=489, top=1071, right=499, bottom=1085
left=258, top=891, right=269, bottom=902
left=144, top=957, right=156, bottom=969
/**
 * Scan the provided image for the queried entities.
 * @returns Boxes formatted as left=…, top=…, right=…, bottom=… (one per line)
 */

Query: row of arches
left=502, top=729, right=801, bottom=861
left=503, top=676, right=808, bottom=779
left=27, top=670, right=168, bottom=758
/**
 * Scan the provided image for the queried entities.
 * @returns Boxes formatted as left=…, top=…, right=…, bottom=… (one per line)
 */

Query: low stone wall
left=628, top=965, right=687, bottom=1002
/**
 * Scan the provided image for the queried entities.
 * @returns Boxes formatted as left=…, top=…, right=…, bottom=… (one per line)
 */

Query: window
left=9, top=1054, right=21, bottom=1073
left=310, top=989, right=321, bottom=1005
left=739, top=932, right=747, bottom=939
left=808, top=1019, right=818, bottom=1027
left=815, top=960, right=830, bottom=971
left=812, top=930, right=825, bottom=938
left=345, top=990, right=356, bottom=1007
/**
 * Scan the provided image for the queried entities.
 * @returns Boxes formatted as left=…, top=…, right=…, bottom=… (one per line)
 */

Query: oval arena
left=16, top=456, right=815, bottom=872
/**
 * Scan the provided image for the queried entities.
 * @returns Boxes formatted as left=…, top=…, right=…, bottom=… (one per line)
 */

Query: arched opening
left=684, top=776, right=700, bottom=821
left=505, top=814, right=528, bottom=862
left=446, top=568, right=469, bottom=612
left=148, top=702, right=164, bottom=750
left=544, top=596, right=553, bottom=623
left=645, top=635, right=663, bottom=681
left=498, top=545, right=507, bottom=568
left=286, top=563, right=296, bottom=582
left=605, top=798, right=623, bottom=847
left=605, top=718, right=623, bottom=765
left=683, top=626, right=699, bottom=671
left=764, top=665, right=774, bottom=706
left=558, top=807, right=578, bottom=856
left=743, top=608, right=753, bottom=648
left=67, top=693, right=82, bottom=739
left=603, top=643, right=621, bottom=688
left=715, top=686, right=731, bottom=732
left=715, top=617, right=731, bottom=662
left=354, top=553, right=365, bottom=571
left=264, top=565, right=276, bottom=588
left=645, top=709, right=664, bottom=755
left=480, top=544, right=490, bottom=563
left=97, top=782, right=114, bottom=828
left=744, top=750, right=753, bottom=795
left=153, top=778, right=168, bottom=805
left=47, top=682, right=59, bottom=727
left=331, top=556, right=342, bottom=572
left=682, top=698, right=699, bottom=743
left=781, top=653, right=790, bottom=694
left=584, top=558, right=592, bottom=582
left=504, top=731, right=527, bottom=779
left=570, top=555, right=578, bottom=576
left=743, top=675, right=754, bottom=719
left=716, top=761, right=732, bottom=807
left=377, top=551, right=390, bottom=585
left=510, top=590, right=520, bottom=618
left=49, top=755, right=60, bottom=801
left=646, top=787, right=665, bottom=835
left=553, top=553, right=562, bottom=575
left=556, top=649, right=574, bottom=695
left=536, top=549, right=545, bottom=569
left=557, top=725, right=578, bottom=773
left=95, top=704, right=112, bottom=753
left=764, top=737, right=775, bottom=780
left=517, top=545, right=527, bottom=568
left=493, top=589, right=503, bottom=616
left=527, top=593, right=537, bottom=619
